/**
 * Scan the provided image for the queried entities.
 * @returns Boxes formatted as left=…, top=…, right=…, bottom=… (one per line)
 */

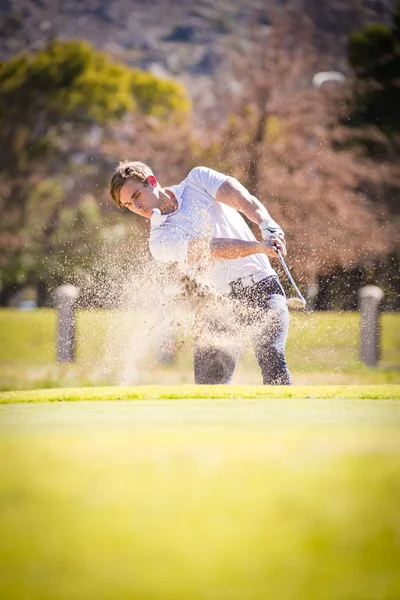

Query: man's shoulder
left=185, top=166, right=230, bottom=192
left=186, top=166, right=212, bottom=183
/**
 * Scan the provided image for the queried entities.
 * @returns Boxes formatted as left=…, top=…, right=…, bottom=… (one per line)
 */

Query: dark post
left=358, top=285, right=384, bottom=366
left=55, top=285, right=80, bottom=362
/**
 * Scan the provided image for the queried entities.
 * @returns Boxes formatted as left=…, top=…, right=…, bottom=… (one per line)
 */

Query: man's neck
left=160, top=188, right=178, bottom=214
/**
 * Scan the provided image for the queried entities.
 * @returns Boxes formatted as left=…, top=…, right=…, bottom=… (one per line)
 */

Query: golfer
left=110, top=162, right=292, bottom=385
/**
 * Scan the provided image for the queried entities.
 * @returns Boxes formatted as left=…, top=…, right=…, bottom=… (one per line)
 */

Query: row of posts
left=55, top=284, right=385, bottom=367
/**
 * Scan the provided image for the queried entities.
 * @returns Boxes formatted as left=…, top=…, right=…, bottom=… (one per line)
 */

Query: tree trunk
left=37, top=280, right=49, bottom=307
left=0, top=282, right=20, bottom=306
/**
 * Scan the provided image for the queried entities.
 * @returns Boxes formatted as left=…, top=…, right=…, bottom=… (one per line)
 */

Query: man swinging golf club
left=110, top=162, right=292, bottom=385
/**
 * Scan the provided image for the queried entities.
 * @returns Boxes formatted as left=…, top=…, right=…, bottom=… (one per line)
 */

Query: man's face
left=119, top=176, right=159, bottom=219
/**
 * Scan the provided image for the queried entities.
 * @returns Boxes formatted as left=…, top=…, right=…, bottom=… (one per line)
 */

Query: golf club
left=274, top=246, right=307, bottom=310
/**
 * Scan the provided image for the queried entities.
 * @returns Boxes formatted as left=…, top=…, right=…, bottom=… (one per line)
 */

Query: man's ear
left=147, top=175, right=157, bottom=187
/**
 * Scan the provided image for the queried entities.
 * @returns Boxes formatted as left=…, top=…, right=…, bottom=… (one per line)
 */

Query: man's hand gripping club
left=259, top=216, right=287, bottom=256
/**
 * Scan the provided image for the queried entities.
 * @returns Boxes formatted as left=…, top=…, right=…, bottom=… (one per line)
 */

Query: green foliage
left=0, top=38, right=191, bottom=295
left=0, top=173, right=103, bottom=291
left=0, top=38, right=190, bottom=131
left=0, top=42, right=132, bottom=174
left=130, top=68, right=191, bottom=117
left=0, top=39, right=190, bottom=176
left=346, top=1, right=400, bottom=138
left=349, top=23, right=395, bottom=77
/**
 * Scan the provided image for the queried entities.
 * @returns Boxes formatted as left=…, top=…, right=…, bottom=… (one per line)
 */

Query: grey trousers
left=193, top=276, right=292, bottom=385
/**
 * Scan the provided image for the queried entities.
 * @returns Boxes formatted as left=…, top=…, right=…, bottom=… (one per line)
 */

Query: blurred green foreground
left=0, top=396, right=400, bottom=600
left=1, top=310, right=399, bottom=599
left=0, top=308, right=399, bottom=390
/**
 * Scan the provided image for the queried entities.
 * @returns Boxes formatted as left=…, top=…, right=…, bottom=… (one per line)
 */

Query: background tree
left=195, top=9, right=399, bottom=308
left=344, top=0, right=400, bottom=155
left=329, top=0, right=400, bottom=308
left=1, top=3, right=399, bottom=310
left=0, top=39, right=191, bottom=305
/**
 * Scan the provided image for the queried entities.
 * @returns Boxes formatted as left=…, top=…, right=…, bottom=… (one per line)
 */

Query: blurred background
left=0, top=0, right=399, bottom=388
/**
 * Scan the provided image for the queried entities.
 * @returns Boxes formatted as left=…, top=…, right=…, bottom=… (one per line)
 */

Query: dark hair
left=109, top=160, right=154, bottom=208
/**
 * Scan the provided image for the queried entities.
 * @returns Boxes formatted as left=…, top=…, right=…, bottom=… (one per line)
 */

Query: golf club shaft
left=275, top=247, right=307, bottom=306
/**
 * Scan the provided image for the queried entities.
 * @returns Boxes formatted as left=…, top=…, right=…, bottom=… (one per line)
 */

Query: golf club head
left=286, top=297, right=307, bottom=311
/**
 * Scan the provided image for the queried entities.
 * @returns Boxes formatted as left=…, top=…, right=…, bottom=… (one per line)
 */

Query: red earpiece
left=147, top=175, right=157, bottom=187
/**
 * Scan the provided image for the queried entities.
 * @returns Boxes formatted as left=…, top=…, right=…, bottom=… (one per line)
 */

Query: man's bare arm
left=216, top=178, right=270, bottom=226
left=188, top=237, right=277, bottom=265
left=216, top=178, right=287, bottom=255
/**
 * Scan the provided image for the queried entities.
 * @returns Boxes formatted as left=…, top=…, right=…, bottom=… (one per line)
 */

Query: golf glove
left=260, top=217, right=285, bottom=243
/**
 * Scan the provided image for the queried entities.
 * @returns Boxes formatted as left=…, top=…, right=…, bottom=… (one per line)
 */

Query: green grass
left=0, top=394, right=400, bottom=600
left=0, top=309, right=399, bottom=390
left=1, top=312, right=398, bottom=598
left=0, top=383, right=399, bottom=404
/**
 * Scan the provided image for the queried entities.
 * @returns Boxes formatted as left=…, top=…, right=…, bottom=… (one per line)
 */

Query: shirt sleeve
left=149, top=227, right=190, bottom=264
left=186, top=166, right=230, bottom=199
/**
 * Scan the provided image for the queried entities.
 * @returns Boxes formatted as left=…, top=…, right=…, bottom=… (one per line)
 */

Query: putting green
left=0, top=397, right=399, bottom=428
left=0, top=387, right=399, bottom=600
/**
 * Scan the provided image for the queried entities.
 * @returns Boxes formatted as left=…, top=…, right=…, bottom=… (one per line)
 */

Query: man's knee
left=194, top=346, right=237, bottom=384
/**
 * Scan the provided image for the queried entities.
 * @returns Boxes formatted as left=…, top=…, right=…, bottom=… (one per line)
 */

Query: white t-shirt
left=149, top=166, right=277, bottom=293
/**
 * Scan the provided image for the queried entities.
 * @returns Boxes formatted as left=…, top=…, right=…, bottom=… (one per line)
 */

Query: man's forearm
left=188, top=237, right=262, bottom=264
left=210, top=238, right=262, bottom=260
left=188, top=237, right=277, bottom=264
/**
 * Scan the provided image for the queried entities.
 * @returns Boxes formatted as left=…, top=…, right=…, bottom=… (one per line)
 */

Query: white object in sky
left=312, top=71, right=346, bottom=88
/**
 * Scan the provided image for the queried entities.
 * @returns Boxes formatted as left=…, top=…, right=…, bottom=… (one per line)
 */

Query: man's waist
left=227, top=272, right=285, bottom=300
left=229, top=269, right=273, bottom=289
left=213, top=262, right=276, bottom=295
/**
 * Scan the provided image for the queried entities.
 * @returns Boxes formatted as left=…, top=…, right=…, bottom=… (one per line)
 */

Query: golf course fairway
left=0, top=384, right=399, bottom=600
